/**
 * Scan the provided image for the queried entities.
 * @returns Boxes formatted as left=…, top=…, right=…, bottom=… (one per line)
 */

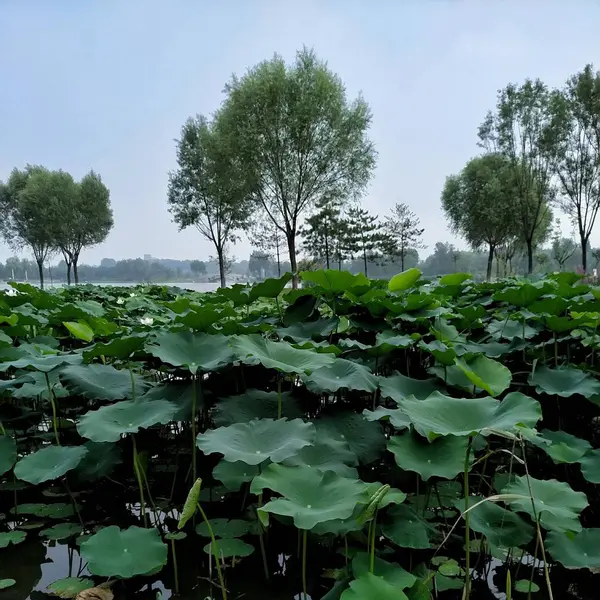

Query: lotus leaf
left=387, top=432, right=469, bottom=480
left=546, top=528, right=600, bottom=569
left=251, top=464, right=367, bottom=529
left=514, top=580, right=540, bottom=593
left=303, top=359, right=378, bottom=393
left=531, top=429, right=592, bottom=464
left=363, top=407, right=412, bottom=430
left=379, top=372, right=443, bottom=402
left=362, top=482, right=407, bottom=509
left=341, top=572, right=409, bottom=600
left=283, top=438, right=358, bottom=478
left=40, top=523, right=82, bottom=540
left=382, top=505, right=436, bottom=549
left=351, top=553, right=416, bottom=590
left=146, top=331, right=234, bottom=373
left=212, top=390, right=302, bottom=426
left=14, top=446, right=88, bottom=485
left=213, top=460, right=261, bottom=491
left=47, top=577, right=95, bottom=598
left=502, top=475, right=588, bottom=533
left=196, top=418, right=315, bottom=465
left=276, top=317, right=339, bottom=342
left=80, top=525, right=168, bottom=577
left=389, top=268, right=421, bottom=292
left=203, top=538, right=254, bottom=558
left=195, top=518, right=253, bottom=538
left=0, top=435, right=17, bottom=476
left=0, top=579, right=16, bottom=590
left=74, top=442, right=122, bottom=481
left=0, top=530, right=26, bottom=548
left=580, top=449, right=600, bottom=483
left=302, top=269, right=370, bottom=293
left=454, top=355, right=512, bottom=397
left=11, top=502, right=75, bottom=518
left=83, top=335, right=146, bottom=360
left=142, top=380, right=200, bottom=421
left=77, top=399, right=176, bottom=442
left=63, top=321, right=94, bottom=342
left=0, top=352, right=82, bottom=373
left=486, top=319, right=537, bottom=340
left=231, top=334, right=335, bottom=374
left=529, top=365, right=600, bottom=403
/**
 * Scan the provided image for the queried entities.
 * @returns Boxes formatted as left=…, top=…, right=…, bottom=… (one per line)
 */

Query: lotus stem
left=191, top=376, right=198, bottom=485
left=370, top=510, right=377, bottom=573
left=196, top=503, right=227, bottom=600
left=302, top=529, right=308, bottom=599
left=0, top=420, right=5, bottom=435
left=257, top=493, right=270, bottom=581
left=132, top=436, right=148, bottom=527
left=171, top=538, right=179, bottom=595
left=464, top=436, right=472, bottom=599
left=45, top=372, right=60, bottom=446
left=277, top=376, right=282, bottom=419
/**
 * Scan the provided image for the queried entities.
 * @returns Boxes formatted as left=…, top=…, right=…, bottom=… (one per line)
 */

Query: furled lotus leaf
left=196, top=418, right=315, bottom=466
left=77, top=399, right=176, bottom=442
left=15, top=446, right=88, bottom=485
left=80, top=526, right=168, bottom=577
left=251, top=463, right=366, bottom=530
left=388, top=432, right=469, bottom=480
left=528, top=365, right=600, bottom=404
left=454, top=355, right=512, bottom=397
left=303, top=358, right=378, bottom=393
left=195, top=518, right=253, bottom=539
left=546, top=528, right=600, bottom=569
left=0, top=435, right=17, bottom=476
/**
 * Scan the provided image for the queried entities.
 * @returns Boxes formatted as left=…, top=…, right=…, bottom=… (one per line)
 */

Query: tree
left=248, top=250, right=272, bottom=279
left=219, top=47, right=376, bottom=287
left=167, top=115, right=255, bottom=287
left=302, top=201, right=345, bottom=269
left=190, top=260, right=206, bottom=277
left=478, top=79, right=557, bottom=273
left=250, top=214, right=285, bottom=276
left=53, top=170, right=113, bottom=284
left=441, top=154, right=519, bottom=281
left=552, top=236, right=577, bottom=271
left=385, top=203, right=425, bottom=271
left=548, top=65, right=600, bottom=272
left=345, top=206, right=385, bottom=276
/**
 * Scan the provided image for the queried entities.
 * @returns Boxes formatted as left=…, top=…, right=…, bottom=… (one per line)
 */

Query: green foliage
left=385, top=203, right=425, bottom=271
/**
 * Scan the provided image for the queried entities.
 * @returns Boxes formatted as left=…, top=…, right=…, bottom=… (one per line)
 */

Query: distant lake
left=0, top=281, right=222, bottom=293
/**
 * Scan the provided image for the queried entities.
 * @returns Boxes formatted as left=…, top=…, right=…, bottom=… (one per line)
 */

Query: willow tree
left=168, top=114, right=255, bottom=287
left=219, top=48, right=376, bottom=287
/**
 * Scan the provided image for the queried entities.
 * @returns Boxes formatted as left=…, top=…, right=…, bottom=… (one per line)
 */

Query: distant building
left=143, top=254, right=152, bottom=262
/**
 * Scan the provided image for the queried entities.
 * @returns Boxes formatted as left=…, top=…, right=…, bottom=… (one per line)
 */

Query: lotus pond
left=1, top=269, right=600, bottom=600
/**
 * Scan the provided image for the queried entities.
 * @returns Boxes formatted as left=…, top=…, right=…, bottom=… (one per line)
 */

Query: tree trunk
left=287, top=234, right=298, bottom=289
left=401, top=251, right=405, bottom=272
left=217, top=249, right=226, bottom=288
left=325, top=233, right=330, bottom=269
left=73, top=261, right=79, bottom=284
left=486, top=244, right=495, bottom=281
left=581, top=234, right=588, bottom=272
left=363, top=248, right=368, bottom=277
left=276, top=243, right=281, bottom=277
left=36, top=259, right=44, bottom=289
left=66, top=262, right=72, bottom=285
left=526, top=239, right=534, bottom=274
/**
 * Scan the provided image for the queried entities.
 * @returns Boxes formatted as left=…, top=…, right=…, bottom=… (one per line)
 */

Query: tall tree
left=219, top=47, right=376, bottom=287
left=441, top=154, right=520, bottom=280
left=53, top=170, right=113, bottom=284
left=548, top=65, right=600, bottom=271
left=167, top=114, right=255, bottom=287
left=250, top=214, right=285, bottom=276
left=302, top=201, right=344, bottom=269
left=345, top=206, right=385, bottom=276
left=385, top=203, right=425, bottom=271
left=478, top=79, right=557, bottom=273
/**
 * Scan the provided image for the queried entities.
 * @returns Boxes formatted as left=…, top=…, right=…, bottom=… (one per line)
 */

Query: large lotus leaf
left=40, top=523, right=82, bottom=540
left=400, top=391, right=541, bottom=439
left=247, top=272, right=293, bottom=301
left=303, top=359, right=378, bottom=393
left=63, top=320, right=94, bottom=342
left=77, top=399, right=176, bottom=442
left=276, top=317, right=339, bottom=342
left=341, top=572, right=409, bottom=600
left=175, top=305, right=236, bottom=330
left=466, top=498, right=534, bottom=548
left=529, top=365, right=600, bottom=403
left=283, top=438, right=358, bottom=478
left=0, top=530, right=26, bottom=548
left=251, top=463, right=367, bottom=529
left=46, top=577, right=95, bottom=598
left=195, top=518, right=253, bottom=539
left=14, top=445, right=88, bottom=484
left=11, top=502, right=75, bottom=518
left=10, top=370, right=68, bottom=400
left=231, top=334, right=334, bottom=374
left=486, top=319, right=537, bottom=340
left=379, top=372, right=444, bottom=402
left=580, top=449, right=600, bottom=484
left=146, top=331, right=234, bottom=374
left=83, top=335, right=146, bottom=360
left=196, top=418, right=315, bottom=465
left=0, top=435, right=17, bottom=476
left=351, top=553, right=416, bottom=590
left=212, top=390, right=302, bottom=426
left=314, top=413, right=385, bottom=464
left=0, top=580, right=16, bottom=590
left=530, top=429, right=592, bottom=464
left=382, top=505, right=435, bottom=549
left=203, top=538, right=255, bottom=558
left=363, top=407, right=411, bottom=431
left=389, top=268, right=421, bottom=293
left=454, top=355, right=512, bottom=397
left=387, top=432, right=469, bottom=480
left=142, top=380, right=200, bottom=421
left=213, top=460, right=262, bottom=491
left=60, top=364, right=151, bottom=401
left=0, top=352, right=82, bottom=373
left=419, top=340, right=456, bottom=366
left=494, top=282, right=549, bottom=306
left=455, top=340, right=512, bottom=359
left=372, top=330, right=415, bottom=355
left=546, top=528, right=600, bottom=569
left=74, top=441, right=122, bottom=481
left=301, top=270, right=370, bottom=293
left=80, top=525, right=168, bottom=577
left=502, top=475, right=588, bottom=533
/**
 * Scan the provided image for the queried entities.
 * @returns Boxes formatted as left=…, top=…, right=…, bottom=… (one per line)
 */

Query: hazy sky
left=1, top=0, right=599, bottom=265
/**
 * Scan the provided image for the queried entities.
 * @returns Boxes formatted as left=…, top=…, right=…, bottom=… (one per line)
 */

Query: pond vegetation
left=1, top=269, right=600, bottom=599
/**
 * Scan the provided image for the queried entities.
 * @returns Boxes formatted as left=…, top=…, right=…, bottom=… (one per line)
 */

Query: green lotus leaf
left=455, top=341, right=512, bottom=358
left=454, top=355, right=512, bottom=397
left=341, top=572, right=409, bottom=600
left=212, top=390, right=302, bottom=426
left=419, top=340, right=456, bottom=365
left=276, top=317, right=339, bottom=343
left=83, top=334, right=146, bottom=360
left=389, top=268, right=421, bottom=293
left=142, top=380, right=200, bottom=421
left=400, top=391, right=541, bottom=439
left=465, top=498, right=534, bottom=548
left=382, top=505, right=435, bottom=549
left=165, top=532, right=187, bottom=541
left=283, top=438, right=358, bottom=478
left=486, top=319, right=537, bottom=340
left=529, top=365, right=600, bottom=403
left=195, top=518, right=253, bottom=538
left=379, top=372, right=443, bottom=403
left=248, top=272, right=293, bottom=301
left=14, top=445, right=88, bottom=485
left=438, top=273, right=471, bottom=286
left=514, top=580, right=540, bottom=593
left=363, top=407, right=411, bottom=431
left=46, top=576, right=95, bottom=598
left=362, top=482, right=407, bottom=509
left=546, top=528, right=600, bottom=569
left=314, top=412, right=385, bottom=464
left=580, top=449, right=600, bottom=483
left=63, top=320, right=94, bottom=342
left=387, top=432, right=469, bottom=480
left=232, top=334, right=335, bottom=374
left=146, top=331, right=234, bottom=374
left=502, top=475, right=588, bottom=533
left=40, top=523, right=82, bottom=540
left=530, top=429, right=592, bottom=464
left=372, top=330, right=415, bottom=354
left=80, top=525, right=168, bottom=577
left=203, top=538, right=254, bottom=558
left=77, top=398, right=176, bottom=442
left=0, top=530, right=26, bottom=548
left=74, top=441, right=122, bottom=481
left=0, top=435, right=17, bottom=476
left=10, top=502, right=75, bottom=518
left=0, top=352, right=82, bottom=373
left=196, top=418, right=315, bottom=465
left=494, top=282, right=548, bottom=306
left=351, top=552, right=416, bottom=590
left=303, top=359, right=378, bottom=393
left=301, top=270, right=370, bottom=293
left=213, top=460, right=261, bottom=491
left=251, top=463, right=366, bottom=530
left=9, top=370, right=68, bottom=400
left=60, top=364, right=151, bottom=401
left=0, top=579, right=16, bottom=590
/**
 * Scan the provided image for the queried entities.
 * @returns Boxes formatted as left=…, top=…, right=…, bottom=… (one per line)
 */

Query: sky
left=1, top=0, right=599, bottom=265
